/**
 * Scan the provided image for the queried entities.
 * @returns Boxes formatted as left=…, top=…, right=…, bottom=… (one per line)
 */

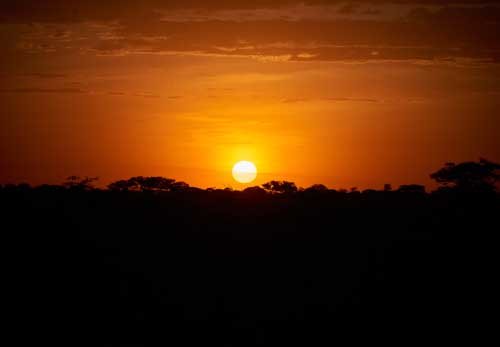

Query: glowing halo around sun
left=232, top=161, right=257, bottom=183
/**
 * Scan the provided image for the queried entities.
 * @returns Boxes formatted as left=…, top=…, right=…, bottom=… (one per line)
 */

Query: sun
left=232, top=161, right=257, bottom=183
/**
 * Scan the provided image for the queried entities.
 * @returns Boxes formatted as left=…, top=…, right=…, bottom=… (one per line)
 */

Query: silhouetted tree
left=384, top=184, right=392, bottom=192
left=140, top=177, right=176, bottom=192
left=430, top=158, right=500, bottom=192
left=243, top=186, right=267, bottom=196
left=397, top=184, right=426, bottom=194
left=108, top=176, right=182, bottom=192
left=0, top=183, right=32, bottom=193
left=262, top=181, right=298, bottom=194
left=108, top=179, right=133, bottom=192
left=304, top=184, right=328, bottom=194
left=2, top=184, right=17, bottom=192
left=35, top=184, right=65, bottom=193
left=170, top=181, right=190, bottom=192
left=64, top=176, right=98, bottom=191
left=17, top=183, right=32, bottom=191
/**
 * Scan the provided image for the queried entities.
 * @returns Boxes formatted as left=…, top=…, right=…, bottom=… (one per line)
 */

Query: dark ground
left=3, top=187, right=498, bottom=345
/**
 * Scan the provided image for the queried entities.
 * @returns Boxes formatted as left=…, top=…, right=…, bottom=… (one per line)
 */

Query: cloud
left=89, top=10, right=500, bottom=62
left=282, top=97, right=381, bottom=103
left=337, top=3, right=360, bottom=15
left=362, top=9, right=382, bottom=15
left=0, top=1, right=494, bottom=23
left=4, top=2, right=500, bottom=63
left=21, top=73, right=67, bottom=78
left=407, top=5, right=500, bottom=23
left=133, top=92, right=161, bottom=98
left=0, top=88, right=164, bottom=98
left=325, top=97, right=380, bottom=103
left=0, top=87, right=88, bottom=94
left=282, top=97, right=311, bottom=103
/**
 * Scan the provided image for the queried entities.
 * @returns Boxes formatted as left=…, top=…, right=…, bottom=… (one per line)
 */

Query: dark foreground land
left=3, top=187, right=498, bottom=345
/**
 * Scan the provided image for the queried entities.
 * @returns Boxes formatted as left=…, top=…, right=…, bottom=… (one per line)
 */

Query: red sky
left=1, top=1, right=499, bottom=189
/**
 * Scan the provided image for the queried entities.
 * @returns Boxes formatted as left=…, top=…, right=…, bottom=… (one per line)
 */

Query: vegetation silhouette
left=396, top=184, right=426, bottom=194
left=2, top=158, right=498, bottom=345
left=108, top=176, right=191, bottom=192
left=261, top=180, right=298, bottom=194
left=430, top=158, right=500, bottom=192
left=63, top=175, right=99, bottom=191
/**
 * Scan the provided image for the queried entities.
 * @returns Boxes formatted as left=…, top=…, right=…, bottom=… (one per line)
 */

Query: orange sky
left=1, top=1, right=500, bottom=189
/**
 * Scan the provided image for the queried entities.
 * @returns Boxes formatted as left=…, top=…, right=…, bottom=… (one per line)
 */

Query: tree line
left=1, top=158, right=498, bottom=194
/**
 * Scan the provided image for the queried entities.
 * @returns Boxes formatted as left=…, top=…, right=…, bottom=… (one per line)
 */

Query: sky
left=1, top=1, right=499, bottom=189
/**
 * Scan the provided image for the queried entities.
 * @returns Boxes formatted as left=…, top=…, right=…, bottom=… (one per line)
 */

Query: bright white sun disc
left=232, top=161, right=257, bottom=183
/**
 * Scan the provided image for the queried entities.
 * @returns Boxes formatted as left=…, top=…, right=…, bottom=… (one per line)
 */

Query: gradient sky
left=1, top=1, right=499, bottom=189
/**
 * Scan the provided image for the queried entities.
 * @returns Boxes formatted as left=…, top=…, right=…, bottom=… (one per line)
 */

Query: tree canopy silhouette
left=397, top=184, right=426, bottom=194
left=108, top=176, right=190, bottom=192
left=430, top=158, right=500, bottom=192
left=63, top=176, right=98, bottom=191
left=242, top=186, right=267, bottom=196
left=3, top=158, right=499, bottom=196
left=304, top=184, right=328, bottom=193
left=262, top=180, right=298, bottom=194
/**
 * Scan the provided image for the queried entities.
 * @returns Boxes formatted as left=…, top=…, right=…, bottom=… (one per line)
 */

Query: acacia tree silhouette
left=63, top=176, right=98, bottom=191
left=430, top=158, right=500, bottom=192
left=302, top=184, right=330, bottom=196
left=304, top=184, right=328, bottom=193
left=108, top=176, right=189, bottom=192
left=262, top=180, right=298, bottom=194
